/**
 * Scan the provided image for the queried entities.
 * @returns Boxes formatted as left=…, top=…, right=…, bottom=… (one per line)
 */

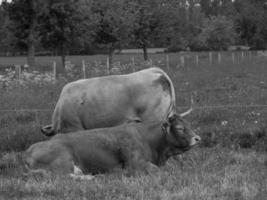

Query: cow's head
left=162, top=114, right=201, bottom=155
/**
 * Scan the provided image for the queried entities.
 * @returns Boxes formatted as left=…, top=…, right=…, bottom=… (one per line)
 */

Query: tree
left=234, top=0, right=267, bottom=49
left=198, top=15, right=236, bottom=50
left=91, top=0, right=135, bottom=65
left=7, top=0, right=44, bottom=66
left=200, top=0, right=211, bottom=16
left=162, top=0, right=204, bottom=51
left=131, top=0, right=168, bottom=60
left=200, top=0, right=235, bottom=17
left=39, top=0, right=92, bottom=69
left=0, top=2, right=14, bottom=56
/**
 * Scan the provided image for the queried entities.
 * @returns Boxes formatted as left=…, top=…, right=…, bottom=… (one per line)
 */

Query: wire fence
left=1, top=50, right=266, bottom=114
left=2, top=50, right=267, bottom=80
left=1, top=104, right=267, bottom=113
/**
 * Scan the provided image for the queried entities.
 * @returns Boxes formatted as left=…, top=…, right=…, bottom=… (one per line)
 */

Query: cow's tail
left=41, top=124, right=55, bottom=136
left=154, top=68, right=176, bottom=119
left=41, top=103, right=61, bottom=136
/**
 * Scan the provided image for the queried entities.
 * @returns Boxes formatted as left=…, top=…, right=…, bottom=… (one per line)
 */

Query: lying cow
left=41, top=67, right=177, bottom=136
left=25, top=114, right=200, bottom=177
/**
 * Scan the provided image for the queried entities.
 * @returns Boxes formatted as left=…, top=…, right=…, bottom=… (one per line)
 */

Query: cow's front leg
left=122, top=148, right=159, bottom=176
left=125, top=116, right=141, bottom=123
left=126, top=160, right=160, bottom=176
left=144, top=162, right=160, bottom=175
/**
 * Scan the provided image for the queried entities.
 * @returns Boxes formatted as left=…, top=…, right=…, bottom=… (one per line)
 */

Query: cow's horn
left=179, top=94, right=194, bottom=117
left=179, top=107, right=193, bottom=117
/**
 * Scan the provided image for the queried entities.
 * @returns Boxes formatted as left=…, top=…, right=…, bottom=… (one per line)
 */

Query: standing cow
left=42, top=67, right=179, bottom=136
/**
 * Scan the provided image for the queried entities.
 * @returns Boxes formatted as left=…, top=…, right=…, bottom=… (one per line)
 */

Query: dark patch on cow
left=117, top=147, right=126, bottom=169
left=154, top=75, right=171, bottom=94
left=136, top=106, right=146, bottom=116
left=80, top=93, right=87, bottom=105
left=80, top=117, right=88, bottom=130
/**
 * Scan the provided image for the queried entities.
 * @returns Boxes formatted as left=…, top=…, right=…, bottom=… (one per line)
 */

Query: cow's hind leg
left=125, top=116, right=141, bottom=123
left=24, top=142, right=74, bottom=176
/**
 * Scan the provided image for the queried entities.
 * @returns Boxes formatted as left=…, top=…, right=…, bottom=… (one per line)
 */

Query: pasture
left=0, top=52, right=267, bottom=199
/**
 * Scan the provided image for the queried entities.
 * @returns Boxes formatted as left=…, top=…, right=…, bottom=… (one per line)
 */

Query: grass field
left=0, top=53, right=267, bottom=199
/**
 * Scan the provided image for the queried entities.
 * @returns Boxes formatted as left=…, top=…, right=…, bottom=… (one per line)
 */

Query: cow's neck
left=142, top=123, right=172, bottom=166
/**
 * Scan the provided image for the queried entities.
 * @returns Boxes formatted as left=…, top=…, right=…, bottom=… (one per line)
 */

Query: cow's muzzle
left=190, top=135, right=201, bottom=147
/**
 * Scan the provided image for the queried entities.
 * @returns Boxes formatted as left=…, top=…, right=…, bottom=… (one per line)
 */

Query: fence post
left=131, top=57, right=135, bottom=72
left=166, top=54, right=169, bottom=70
left=150, top=59, right=153, bottom=68
left=180, top=55, right=185, bottom=67
left=218, top=52, right=221, bottom=64
left=35, top=110, right=39, bottom=126
left=232, top=52, right=235, bottom=63
left=15, top=65, right=21, bottom=81
left=195, top=54, right=199, bottom=67
left=53, top=61, right=56, bottom=80
left=15, top=65, right=21, bottom=88
left=248, top=51, right=251, bottom=60
left=209, top=52, right=212, bottom=66
left=82, top=60, right=86, bottom=79
left=241, top=51, right=244, bottom=61
left=106, top=57, right=110, bottom=75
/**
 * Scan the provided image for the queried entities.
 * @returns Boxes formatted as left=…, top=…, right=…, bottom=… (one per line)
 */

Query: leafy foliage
left=130, top=0, right=168, bottom=59
left=5, top=0, right=45, bottom=66
left=1, top=0, right=267, bottom=65
left=39, top=0, right=92, bottom=69
left=234, top=0, right=267, bottom=49
left=91, top=0, right=136, bottom=63
left=0, top=3, right=14, bottom=55
left=197, top=16, right=236, bottom=50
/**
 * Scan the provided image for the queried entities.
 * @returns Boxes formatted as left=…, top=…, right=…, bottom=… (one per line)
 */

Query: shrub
left=197, top=16, right=236, bottom=50
left=200, top=131, right=217, bottom=147
left=237, top=132, right=257, bottom=148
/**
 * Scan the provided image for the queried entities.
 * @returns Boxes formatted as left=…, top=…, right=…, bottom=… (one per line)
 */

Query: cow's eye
left=176, top=126, right=184, bottom=132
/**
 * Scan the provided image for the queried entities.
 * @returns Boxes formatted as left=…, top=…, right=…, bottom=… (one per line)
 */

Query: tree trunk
left=27, top=38, right=35, bottom=67
left=27, top=0, right=37, bottom=67
left=61, top=53, right=66, bottom=70
left=59, top=43, right=66, bottom=71
left=27, top=14, right=36, bottom=67
left=142, top=44, right=148, bottom=60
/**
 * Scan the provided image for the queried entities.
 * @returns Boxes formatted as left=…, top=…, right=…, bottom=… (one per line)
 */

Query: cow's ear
left=162, top=121, right=170, bottom=134
left=168, top=114, right=178, bottom=122
left=162, top=121, right=169, bottom=128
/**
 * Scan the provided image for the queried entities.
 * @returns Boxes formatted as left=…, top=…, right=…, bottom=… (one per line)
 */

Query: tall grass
left=0, top=148, right=266, bottom=199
